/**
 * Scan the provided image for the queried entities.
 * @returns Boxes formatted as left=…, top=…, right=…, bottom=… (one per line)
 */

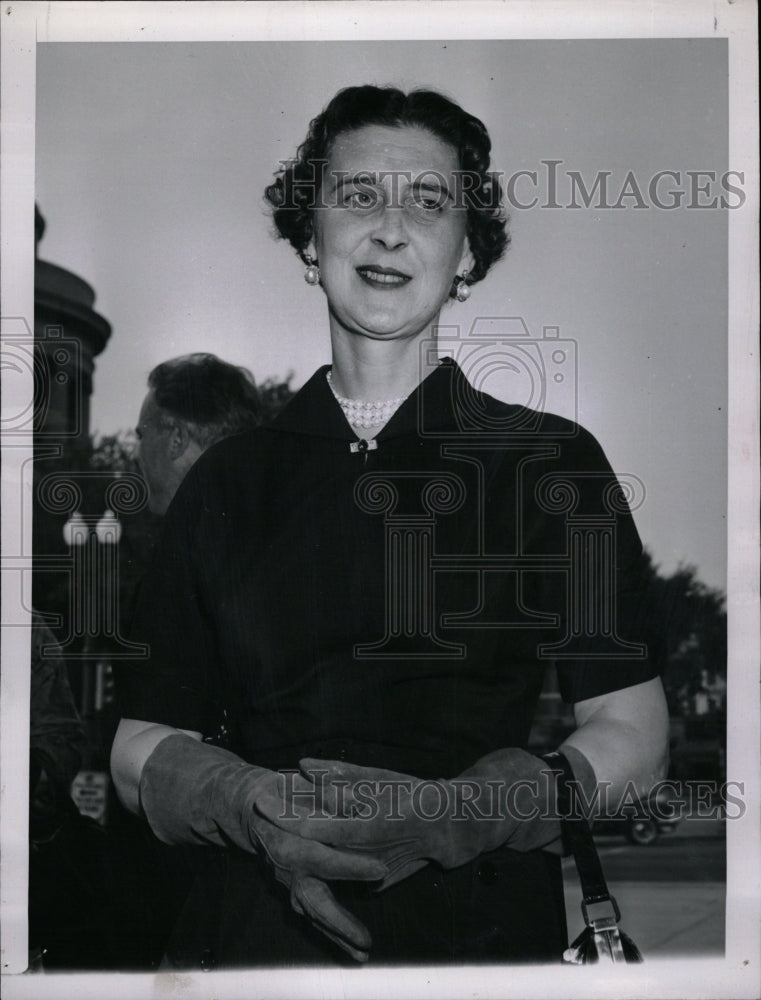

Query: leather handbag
left=542, top=751, right=644, bottom=964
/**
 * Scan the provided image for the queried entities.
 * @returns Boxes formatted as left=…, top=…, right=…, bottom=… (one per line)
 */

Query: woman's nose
left=370, top=206, right=408, bottom=251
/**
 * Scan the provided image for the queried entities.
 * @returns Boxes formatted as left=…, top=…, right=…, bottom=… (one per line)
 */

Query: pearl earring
left=304, top=256, right=320, bottom=285
left=455, top=272, right=471, bottom=302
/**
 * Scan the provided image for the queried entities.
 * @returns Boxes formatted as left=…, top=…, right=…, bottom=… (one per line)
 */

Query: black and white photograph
left=1, top=2, right=758, bottom=999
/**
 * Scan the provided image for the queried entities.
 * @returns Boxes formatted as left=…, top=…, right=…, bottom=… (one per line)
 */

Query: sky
left=35, top=37, right=729, bottom=591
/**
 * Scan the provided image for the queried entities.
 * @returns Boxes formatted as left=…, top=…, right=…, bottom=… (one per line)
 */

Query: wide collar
left=267, top=357, right=465, bottom=443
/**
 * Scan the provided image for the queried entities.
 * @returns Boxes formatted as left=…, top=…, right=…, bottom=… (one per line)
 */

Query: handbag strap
left=541, top=750, right=617, bottom=916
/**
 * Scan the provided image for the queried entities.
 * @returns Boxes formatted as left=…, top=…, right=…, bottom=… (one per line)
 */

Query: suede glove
left=139, top=733, right=388, bottom=961
left=255, top=745, right=597, bottom=890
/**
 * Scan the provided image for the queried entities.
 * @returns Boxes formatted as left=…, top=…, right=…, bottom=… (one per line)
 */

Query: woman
left=112, top=85, right=668, bottom=967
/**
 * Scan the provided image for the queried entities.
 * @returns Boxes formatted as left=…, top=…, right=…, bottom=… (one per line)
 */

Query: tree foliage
left=634, top=549, right=726, bottom=715
left=257, top=373, right=296, bottom=423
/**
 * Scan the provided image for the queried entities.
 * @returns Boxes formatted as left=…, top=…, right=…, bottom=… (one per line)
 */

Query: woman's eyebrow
left=411, top=178, right=454, bottom=202
left=329, top=171, right=378, bottom=195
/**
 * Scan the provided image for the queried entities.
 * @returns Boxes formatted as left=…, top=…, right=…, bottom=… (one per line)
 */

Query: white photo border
left=1, top=2, right=758, bottom=998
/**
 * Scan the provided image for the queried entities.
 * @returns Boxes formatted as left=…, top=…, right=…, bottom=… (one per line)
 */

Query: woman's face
left=310, top=124, right=472, bottom=344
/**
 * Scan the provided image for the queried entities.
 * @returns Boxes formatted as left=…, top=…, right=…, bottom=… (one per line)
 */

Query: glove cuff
left=139, top=732, right=267, bottom=851
left=454, top=745, right=597, bottom=857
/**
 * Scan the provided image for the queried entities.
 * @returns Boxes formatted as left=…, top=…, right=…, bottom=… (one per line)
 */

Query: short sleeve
left=114, top=460, right=221, bottom=733
left=540, top=425, right=661, bottom=704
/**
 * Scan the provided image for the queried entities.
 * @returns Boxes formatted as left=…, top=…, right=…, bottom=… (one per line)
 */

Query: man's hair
left=148, top=353, right=261, bottom=449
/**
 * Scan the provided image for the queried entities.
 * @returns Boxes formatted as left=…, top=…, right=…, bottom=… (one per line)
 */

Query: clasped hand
left=249, top=802, right=386, bottom=962
left=256, top=749, right=561, bottom=890
left=139, top=734, right=388, bottom=963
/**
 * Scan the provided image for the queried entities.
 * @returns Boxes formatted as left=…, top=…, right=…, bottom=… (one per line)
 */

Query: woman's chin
left=332, top=309, right=442, bottom=343
left=342, top=325, right=431, bottom=343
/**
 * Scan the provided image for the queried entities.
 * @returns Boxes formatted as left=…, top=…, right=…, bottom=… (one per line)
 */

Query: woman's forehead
left=326, top=124, right=459, bottom=178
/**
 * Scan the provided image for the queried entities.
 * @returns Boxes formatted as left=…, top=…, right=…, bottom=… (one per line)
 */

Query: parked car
left=593, top=785, right=683, bottom=846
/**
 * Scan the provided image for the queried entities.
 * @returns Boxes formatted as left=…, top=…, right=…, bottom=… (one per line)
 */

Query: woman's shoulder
left=466, top=380, right=604, bottom=454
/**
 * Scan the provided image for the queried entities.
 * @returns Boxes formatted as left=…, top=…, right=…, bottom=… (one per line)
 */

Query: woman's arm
left=561, top=676, right=669, bottom=806
left=255, top=677, right=670, bottom=889
left=110, top=717, right=387, bottom=961
left=110, top=717, right=202, bottom=815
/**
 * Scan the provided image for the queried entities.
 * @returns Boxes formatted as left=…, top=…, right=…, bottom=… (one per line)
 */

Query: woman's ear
left=458, top=241, right=475, bottom=278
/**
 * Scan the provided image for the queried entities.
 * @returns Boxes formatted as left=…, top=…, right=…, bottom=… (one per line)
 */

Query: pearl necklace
left=326, top=370, right=408, bottom=429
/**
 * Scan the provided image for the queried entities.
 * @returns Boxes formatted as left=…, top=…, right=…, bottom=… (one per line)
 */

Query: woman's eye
left=345, top=189, right=379, bottom=209
left=406, top=191, right=447, bottom=214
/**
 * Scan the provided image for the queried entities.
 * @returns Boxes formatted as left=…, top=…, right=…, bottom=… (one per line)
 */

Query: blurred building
left=34, top=206, right=111, bottom=444
left=34, top=206, right=115, bottom=771
left=34, top=205, right=112, bottom=570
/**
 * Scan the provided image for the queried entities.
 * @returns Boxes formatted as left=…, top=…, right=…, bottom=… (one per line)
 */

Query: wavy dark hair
left=264, top=85, right=509, bottom=296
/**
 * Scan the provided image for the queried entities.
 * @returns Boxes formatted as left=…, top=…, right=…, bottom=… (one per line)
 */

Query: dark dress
left=119, top=359, right=658, bottom=968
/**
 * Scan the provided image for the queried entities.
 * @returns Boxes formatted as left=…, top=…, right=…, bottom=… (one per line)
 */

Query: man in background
left=135, top=352, right=261, bottom=515
left=111, top=352, right=261, bottom=968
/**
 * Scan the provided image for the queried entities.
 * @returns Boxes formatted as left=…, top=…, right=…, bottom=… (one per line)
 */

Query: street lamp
left=61, top=507, right=123, bottom=814
left=94, top=508, right=121, bottom=669
left=94, top=508, right=121, bottom=545
left=61, top=507, right=124, bottom=705
left=61, top=510, right=88, bottom=547
left=62, top=510, right=89, bottom=644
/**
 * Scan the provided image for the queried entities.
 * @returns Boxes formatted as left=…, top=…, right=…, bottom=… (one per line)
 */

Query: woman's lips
left=356, top=266, right=411, bottom=288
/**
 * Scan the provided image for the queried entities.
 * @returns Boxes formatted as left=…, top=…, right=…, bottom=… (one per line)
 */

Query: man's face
left=135, top=390, right=177, bottom=516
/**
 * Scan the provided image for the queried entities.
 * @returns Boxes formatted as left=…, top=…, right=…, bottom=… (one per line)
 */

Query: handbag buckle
left=581, top=894, right=621, bottom=928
